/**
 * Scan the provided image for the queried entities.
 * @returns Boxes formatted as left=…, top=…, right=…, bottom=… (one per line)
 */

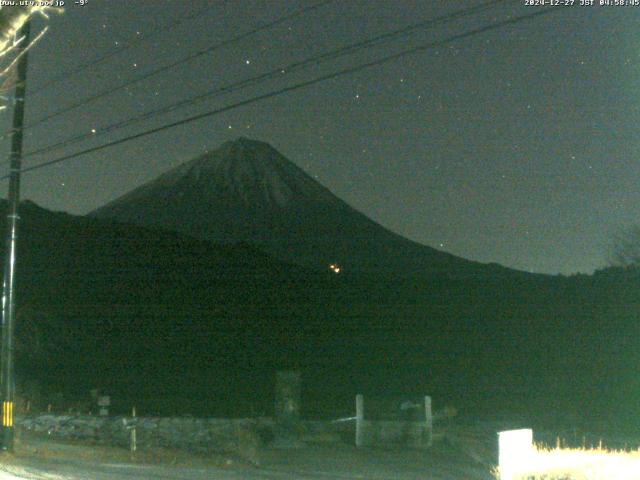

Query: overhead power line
left=22, top=0, right=507, bottom=160
left=21, top=0, right=335, bottom=131
left=31, top=2, right=220, bottom=96
left=4, top=6, right=566, bottom=181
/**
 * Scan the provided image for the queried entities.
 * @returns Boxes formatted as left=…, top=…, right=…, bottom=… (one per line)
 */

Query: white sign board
left=498, top=428, right=533, bottom=480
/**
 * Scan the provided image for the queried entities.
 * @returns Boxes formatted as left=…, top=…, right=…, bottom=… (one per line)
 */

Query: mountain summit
left=90, top=137, right=499, bottom=276
left=109, top=137, right=344, bottom=211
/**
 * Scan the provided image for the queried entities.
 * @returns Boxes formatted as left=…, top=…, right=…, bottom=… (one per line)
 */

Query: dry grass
left=494, top=444, right=640, bottom=480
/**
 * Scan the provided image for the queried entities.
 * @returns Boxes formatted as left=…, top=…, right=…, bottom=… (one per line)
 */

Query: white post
left=130, top=406, right=137, bottom=455
left=498, top=428, right=533, bottom=480
left=355, top=394, right=364, bottom=447
left=424, top=395, right=432, bottom=447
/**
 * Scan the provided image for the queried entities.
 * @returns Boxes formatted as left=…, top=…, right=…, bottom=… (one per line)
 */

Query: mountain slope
left=90, top=137, right=508, bottom=276
left=10, top=200, right=316, bottom=412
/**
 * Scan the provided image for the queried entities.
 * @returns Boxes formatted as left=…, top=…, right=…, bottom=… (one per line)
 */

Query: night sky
left=2, top=0, right=638, bottom=275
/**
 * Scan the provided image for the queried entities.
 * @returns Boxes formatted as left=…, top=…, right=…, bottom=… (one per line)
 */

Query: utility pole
left=0, top=20, right=31, bottom=452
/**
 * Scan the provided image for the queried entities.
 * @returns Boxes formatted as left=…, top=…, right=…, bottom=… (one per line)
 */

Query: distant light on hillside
left=329, top=263, right=341, bottom=274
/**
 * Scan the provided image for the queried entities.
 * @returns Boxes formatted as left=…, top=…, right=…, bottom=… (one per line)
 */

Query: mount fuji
left=90, top=137, right=510, bottom=277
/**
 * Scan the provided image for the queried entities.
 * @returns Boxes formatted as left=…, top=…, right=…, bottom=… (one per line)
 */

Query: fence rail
left=354, top=394, right=432, bottom=448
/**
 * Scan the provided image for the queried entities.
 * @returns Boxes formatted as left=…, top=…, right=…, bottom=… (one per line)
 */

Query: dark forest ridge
left=0, top=197, right=635, bottom=430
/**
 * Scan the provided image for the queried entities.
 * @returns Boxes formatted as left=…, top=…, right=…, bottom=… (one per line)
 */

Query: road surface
left=0, top=436, right=495, bottom=479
